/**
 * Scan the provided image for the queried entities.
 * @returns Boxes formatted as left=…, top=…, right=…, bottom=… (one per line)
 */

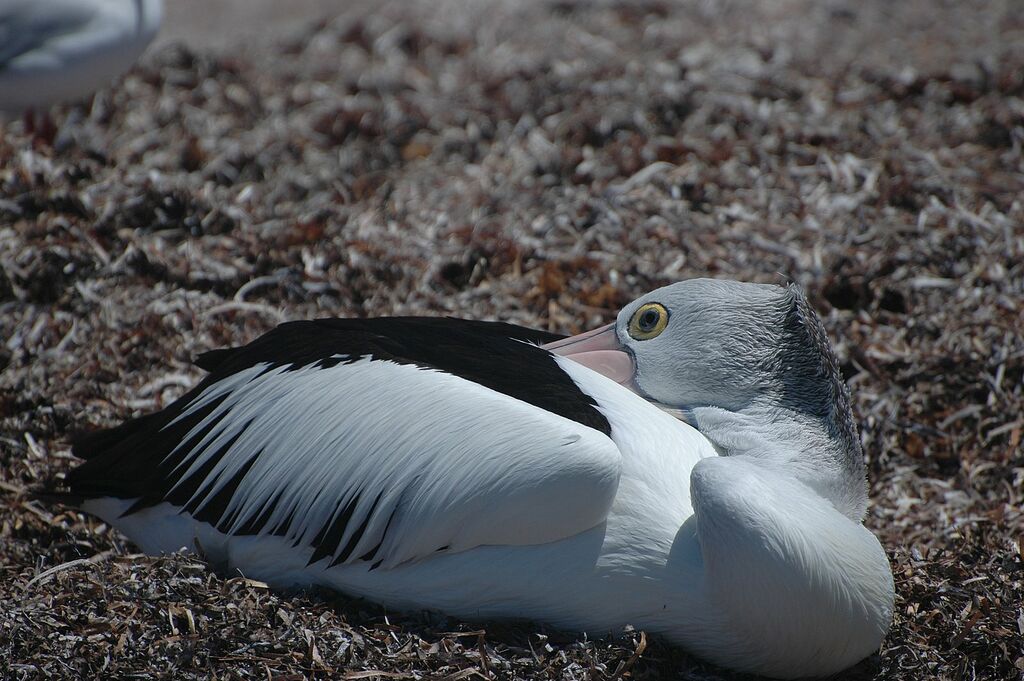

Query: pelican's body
left=0, top=0, right=162, bottom=113
left=65, top=280, right=894, bottom=679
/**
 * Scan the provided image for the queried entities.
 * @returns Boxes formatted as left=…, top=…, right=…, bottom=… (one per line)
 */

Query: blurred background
left=159, top=0, right=340, bottom=48
left=1, top=1, right=1022, bottom=679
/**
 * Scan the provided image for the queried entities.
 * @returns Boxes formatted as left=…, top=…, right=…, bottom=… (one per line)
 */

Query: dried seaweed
left=2, top=1, right=1022, bottom=679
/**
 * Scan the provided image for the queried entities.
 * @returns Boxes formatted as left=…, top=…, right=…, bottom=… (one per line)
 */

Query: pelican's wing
left=0, top=1, right=98, bottom=67
left=68, top=318, right=621, bottom=569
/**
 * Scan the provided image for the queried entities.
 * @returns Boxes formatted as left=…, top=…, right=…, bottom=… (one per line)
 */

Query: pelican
left=64, top=279, right=894, bottom=678
left=0, top=0, right=162, bottom=135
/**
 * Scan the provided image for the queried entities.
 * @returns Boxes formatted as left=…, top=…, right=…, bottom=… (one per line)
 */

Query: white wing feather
left=161, top=357, right=622, bottom=569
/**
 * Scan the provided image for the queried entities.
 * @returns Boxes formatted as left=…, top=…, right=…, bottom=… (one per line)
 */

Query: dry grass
left=1, top=1, right=1022, bottom=679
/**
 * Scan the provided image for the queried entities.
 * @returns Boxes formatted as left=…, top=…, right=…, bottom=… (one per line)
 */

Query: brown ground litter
left=2, top=1, right=1022, bottom=679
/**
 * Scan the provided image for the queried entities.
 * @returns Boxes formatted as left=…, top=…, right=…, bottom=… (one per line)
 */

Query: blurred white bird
left=0, top=0, right=162, bottom=138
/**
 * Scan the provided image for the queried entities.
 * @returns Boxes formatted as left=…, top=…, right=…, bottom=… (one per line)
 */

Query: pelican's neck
left=687, top=399, right=867, bottom=521
left=135, top=0, right=163, bottom=38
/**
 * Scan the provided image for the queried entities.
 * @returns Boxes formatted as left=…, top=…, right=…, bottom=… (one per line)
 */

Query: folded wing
left=0, top=1, right=98, bottom=67
left=68, top=318, right=622, bottom=569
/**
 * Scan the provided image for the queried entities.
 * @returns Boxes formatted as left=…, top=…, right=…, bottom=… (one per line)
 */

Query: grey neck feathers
left=691, top=286, right=867, bottom=520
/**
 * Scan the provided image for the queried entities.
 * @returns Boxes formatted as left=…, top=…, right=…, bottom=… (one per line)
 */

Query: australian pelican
left=64, top=279, right=894, bottom=678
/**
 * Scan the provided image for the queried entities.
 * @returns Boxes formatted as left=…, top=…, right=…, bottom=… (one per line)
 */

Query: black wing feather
left=65, top=316, right=610, bottom=560
left=192, top=348, right=236, bottom=372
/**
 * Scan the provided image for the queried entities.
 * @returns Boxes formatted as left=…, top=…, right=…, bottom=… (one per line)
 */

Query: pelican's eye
left=628, top=303, right=669, bottom=340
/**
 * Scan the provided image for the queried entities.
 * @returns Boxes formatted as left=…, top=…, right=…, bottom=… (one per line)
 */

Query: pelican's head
left=544, top=278, right=866, bottom=519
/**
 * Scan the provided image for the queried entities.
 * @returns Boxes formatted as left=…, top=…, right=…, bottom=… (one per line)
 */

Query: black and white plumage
left=65, top=279, right=895, bottom=680
left=71, top=318, right=618, bottom=570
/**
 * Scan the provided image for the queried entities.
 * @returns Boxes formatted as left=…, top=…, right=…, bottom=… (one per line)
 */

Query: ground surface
left=1, top=1, right=1022, bottom=679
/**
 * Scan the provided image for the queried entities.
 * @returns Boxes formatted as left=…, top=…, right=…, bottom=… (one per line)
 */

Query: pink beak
left=542, top=323, right=637, bottom=387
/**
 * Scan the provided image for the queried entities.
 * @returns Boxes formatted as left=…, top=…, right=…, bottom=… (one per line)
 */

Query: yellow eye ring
left=628, top=302, right=669, bottom=340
